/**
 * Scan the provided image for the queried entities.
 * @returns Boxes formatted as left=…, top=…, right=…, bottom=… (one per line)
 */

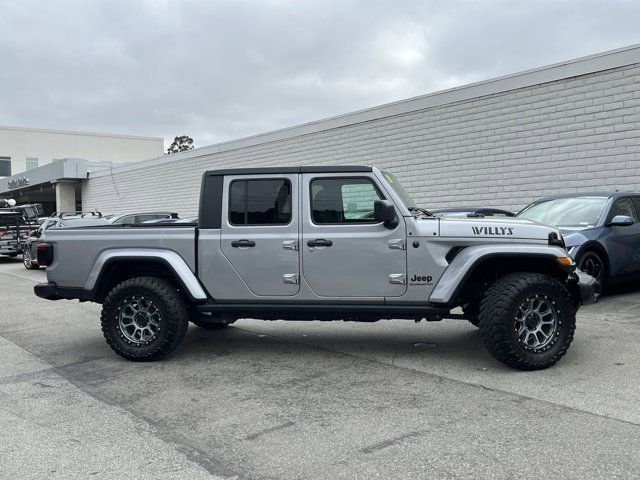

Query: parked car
left=431, top=207, right=515, bottom=218
left=22, top=213, right=109, bottom=269
left=142, top=216, right=197, bottom=224
left=175, top=216, right=198, bottom=223
left=517, top=192, right=640, bottom=291
left=34, top=165, right=596, bottom=370
left=108, top=212, right=178, bottom=225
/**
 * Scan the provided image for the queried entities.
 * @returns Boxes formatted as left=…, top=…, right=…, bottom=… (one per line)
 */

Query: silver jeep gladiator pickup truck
left=34, top=166, right=597, bottom=370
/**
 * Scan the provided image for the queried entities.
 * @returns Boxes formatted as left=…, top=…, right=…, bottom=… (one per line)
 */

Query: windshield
left=518, top=197, right=608, bottom=228
left=381, top=171, right=416, bottom=209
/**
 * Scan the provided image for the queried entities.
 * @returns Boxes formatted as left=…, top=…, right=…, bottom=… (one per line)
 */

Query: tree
left=166, top=135, right=194, bottom=154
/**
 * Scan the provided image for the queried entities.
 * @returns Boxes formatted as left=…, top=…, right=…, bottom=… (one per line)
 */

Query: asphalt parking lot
left=1, top=257, right=639, bottom=479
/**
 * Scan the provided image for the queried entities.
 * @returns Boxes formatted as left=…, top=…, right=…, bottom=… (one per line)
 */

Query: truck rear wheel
left=478, top=273, right=575, bottom=370
left=101, top=276, right=189, bottom=361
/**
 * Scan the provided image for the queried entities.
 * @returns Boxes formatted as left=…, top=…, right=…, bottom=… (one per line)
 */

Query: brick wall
left=83, top=63, right=640, bottom=217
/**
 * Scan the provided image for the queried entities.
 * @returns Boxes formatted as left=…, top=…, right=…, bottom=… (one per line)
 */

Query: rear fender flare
left=86, top=249, right=207, bottom=301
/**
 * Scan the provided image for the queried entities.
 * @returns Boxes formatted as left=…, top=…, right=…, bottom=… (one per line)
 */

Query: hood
left=430, top=217, right=560, bottom=241
left=557, top=226, right=598, bottom=248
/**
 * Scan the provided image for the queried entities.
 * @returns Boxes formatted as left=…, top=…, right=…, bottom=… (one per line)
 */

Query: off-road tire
left=190, top=317, right=236, bottom=330
left=101, top=276, right=189, bottom=361
left=22, top=248, right=40, bottom=270
left=478, top=272, right=576, bottom=370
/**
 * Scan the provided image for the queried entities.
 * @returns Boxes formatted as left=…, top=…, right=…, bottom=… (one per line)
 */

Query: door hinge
left=282, top=240, right=298, bottom=251
left=388, top=274, right=406, bottom=285
left=388, top=239, right=406, bottom=250
left=283, top=273, right=299, bottom=284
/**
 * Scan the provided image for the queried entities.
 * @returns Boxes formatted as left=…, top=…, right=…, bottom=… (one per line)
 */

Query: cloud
left=1, top=0, right=639, bottom=149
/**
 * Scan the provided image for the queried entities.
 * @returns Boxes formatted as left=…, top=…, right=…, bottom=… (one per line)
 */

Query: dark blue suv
left=518, top=193, right=640, bottom=291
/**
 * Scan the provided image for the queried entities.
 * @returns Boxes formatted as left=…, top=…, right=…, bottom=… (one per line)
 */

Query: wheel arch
left=574, top=241, right=610, bottom=277
left=88, top=251, right=208, bottom=303
left=430, top=248, right=571, bottom=307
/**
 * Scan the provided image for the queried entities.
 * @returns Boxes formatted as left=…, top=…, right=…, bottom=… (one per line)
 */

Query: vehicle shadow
left=177, top=320, right=497, bottom=370
left=0, top=255, right=22, bottom=264
left=603, top=281, right=640, bottom=298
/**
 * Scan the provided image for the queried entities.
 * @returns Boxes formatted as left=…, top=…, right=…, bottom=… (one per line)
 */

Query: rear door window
left=228, top=179, right=292, bottom=226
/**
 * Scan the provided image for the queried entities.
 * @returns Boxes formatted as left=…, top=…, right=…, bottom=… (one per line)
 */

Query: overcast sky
left=1, top=0, right=640, bottom=149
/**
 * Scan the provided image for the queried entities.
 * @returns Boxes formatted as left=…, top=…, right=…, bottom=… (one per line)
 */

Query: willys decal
left=472, top=226, right=514, bottom=236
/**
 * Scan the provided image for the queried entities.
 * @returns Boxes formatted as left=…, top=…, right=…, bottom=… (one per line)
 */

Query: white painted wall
left=0, top=126, right=164, bottom=176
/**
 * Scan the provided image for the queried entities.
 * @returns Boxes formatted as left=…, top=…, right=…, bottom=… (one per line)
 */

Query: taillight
left=36, top=243, right=53, bottom=266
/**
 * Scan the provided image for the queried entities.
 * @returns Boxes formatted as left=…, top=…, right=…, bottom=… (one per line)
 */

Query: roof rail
left=52, top=211, right=103, bottom=219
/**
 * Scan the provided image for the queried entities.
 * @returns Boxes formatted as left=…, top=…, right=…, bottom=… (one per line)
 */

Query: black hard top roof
left=205, top=166, right=372, bottom=176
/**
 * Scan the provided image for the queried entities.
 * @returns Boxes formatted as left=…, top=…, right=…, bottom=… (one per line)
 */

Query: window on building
left=228, top=179, right=292, bottom=225
left=0, top=157, right=11, bottom=177
left=26, top=157, right=38, bottom=170
left=311, top=177, right=382, bottom=224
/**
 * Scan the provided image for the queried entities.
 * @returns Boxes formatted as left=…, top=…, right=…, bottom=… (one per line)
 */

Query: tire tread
left=101, top=276, right=189, bottom=361
left=478, top=272, right=576, bottom=370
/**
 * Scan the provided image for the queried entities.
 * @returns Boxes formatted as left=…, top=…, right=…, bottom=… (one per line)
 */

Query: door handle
left=307, top=239, right=333, bottom=247
left=231, top=239, right=256, bottom=248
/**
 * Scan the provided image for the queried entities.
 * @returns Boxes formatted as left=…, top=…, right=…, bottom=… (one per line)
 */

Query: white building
left=0, top=125, right=163, bottom=177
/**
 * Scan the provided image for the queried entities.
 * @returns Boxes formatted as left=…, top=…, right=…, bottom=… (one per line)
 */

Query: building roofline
left=0, top=124, right=163, bottom=142
left=90, top=42, right=640, bottom=180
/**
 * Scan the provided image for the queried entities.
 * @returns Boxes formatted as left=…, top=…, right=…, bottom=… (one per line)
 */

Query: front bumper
left=569, top=270, right=599, bottom=305
left=0, top=243, right=20, bottom=255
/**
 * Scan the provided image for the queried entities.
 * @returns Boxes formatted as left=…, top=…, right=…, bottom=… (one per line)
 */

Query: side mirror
left=31, top=230, right=40, bottom=238
left=608, top=215, right=635, bottom=227
left=374, top=200, right=398, bottom=229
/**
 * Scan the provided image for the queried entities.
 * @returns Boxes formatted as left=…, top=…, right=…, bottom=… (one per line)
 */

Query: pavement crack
left=245, top=421, right=295, bottom=440
left=360, top=430, right=424, bottom=453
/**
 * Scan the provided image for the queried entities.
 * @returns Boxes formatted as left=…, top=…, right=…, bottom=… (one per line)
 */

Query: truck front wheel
left=101, top=276, right=189, bottom=361
left=478, top=273, right=576, bottom=370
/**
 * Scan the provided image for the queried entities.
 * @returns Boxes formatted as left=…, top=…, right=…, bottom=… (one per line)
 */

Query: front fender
left=429, top=244, right=569, bottom=304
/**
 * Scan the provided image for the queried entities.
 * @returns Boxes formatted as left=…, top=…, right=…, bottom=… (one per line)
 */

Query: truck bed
left=42, top=224, right=198, bottom=291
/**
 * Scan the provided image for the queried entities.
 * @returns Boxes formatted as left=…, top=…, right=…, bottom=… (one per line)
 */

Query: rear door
left=220, top=174, right=300, bottom=296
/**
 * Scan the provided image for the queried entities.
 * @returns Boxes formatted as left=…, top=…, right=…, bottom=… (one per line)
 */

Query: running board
left=196, top=303, right=470, bottom=321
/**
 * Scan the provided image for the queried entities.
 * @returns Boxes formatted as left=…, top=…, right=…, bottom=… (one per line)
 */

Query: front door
left=301, top=173, right=407, bottom=298
left=220, top=174, right=300, bottom=296
left=607, top=196, right=640, bottom=275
